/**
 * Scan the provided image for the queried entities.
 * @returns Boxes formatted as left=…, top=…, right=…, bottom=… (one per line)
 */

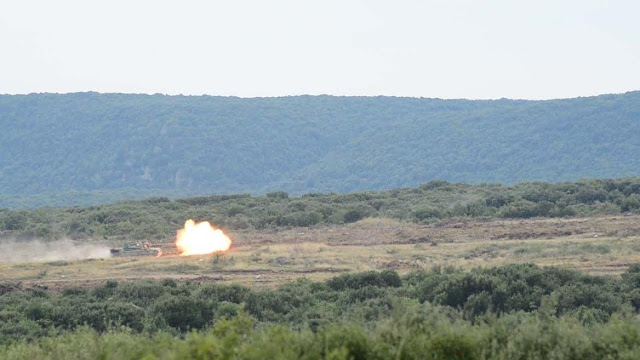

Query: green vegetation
left=2, top=178, right=640, bottom=241
left=2, top=92, right=640, bottom=207
left=2, top=264, right=640, bottom=359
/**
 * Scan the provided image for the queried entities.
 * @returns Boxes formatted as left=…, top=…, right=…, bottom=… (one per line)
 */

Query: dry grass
left=2, top=214, right=640, bottom=289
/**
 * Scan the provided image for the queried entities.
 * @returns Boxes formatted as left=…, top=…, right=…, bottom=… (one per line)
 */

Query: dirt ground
left=1, top=214, right=639, bottom=291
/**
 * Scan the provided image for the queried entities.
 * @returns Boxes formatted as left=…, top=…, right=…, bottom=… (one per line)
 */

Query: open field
left=2, top=214, right=640, bottom=290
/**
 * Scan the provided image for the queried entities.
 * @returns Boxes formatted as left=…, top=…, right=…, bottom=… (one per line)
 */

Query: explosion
left=176, top=219, right=231, bottom=256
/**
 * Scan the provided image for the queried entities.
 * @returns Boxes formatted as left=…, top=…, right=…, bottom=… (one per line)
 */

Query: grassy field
left=2, top=214, right=640, bottom=290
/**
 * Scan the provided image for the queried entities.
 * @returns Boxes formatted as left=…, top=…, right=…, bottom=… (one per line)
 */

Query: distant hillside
left=1, top=92, right=639, bottom=207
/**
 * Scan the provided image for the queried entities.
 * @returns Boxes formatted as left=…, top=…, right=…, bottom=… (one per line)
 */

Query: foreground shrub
left=1, top=264, right=640, bottom=351
left=3, top=312, right=640, bottom=360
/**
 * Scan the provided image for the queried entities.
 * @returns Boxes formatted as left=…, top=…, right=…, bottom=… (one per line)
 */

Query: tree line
left=1, top=178, right=639, bottom=242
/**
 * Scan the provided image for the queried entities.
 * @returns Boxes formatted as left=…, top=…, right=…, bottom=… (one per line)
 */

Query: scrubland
left=3, top=179, right=640, bottom=358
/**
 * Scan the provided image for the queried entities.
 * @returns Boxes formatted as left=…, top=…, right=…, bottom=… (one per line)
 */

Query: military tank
left=110, top=241, right=163, bottom=257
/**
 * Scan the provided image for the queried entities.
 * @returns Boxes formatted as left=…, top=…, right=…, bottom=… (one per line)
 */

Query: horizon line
left=1, top=89, right=638, bottom=102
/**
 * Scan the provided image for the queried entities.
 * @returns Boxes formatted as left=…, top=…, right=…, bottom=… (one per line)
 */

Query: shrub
left=342, top=208, right=367, bottom=223
left=150, top=295, right=215, bottom=331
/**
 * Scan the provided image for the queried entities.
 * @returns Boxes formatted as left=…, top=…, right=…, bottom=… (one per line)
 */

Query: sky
left=0, top=0, right=638, bottom=100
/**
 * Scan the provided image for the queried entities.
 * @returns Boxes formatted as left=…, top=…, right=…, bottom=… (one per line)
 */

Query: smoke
left=0, top=239, right=111, bottom=263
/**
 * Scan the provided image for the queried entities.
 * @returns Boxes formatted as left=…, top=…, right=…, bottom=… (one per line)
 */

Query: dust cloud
left=0, top=239, right=111, bottom=263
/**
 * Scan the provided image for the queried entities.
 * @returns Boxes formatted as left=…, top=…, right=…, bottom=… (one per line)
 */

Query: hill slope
left=1, top=92, right=639, bottom=207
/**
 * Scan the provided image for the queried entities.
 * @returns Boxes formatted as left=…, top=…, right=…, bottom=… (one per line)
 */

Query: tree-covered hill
left=1, top=92, right=639, bottom=207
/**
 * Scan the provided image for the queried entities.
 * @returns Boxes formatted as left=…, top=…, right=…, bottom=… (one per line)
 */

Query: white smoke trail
left=0, top=239, right=111, bottom=263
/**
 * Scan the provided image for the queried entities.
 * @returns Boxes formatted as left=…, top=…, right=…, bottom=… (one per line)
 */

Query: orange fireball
left=176, top=219, right=231, bottom=256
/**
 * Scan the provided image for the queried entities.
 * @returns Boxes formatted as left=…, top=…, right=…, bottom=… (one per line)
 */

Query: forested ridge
left=1, top=91, right=640, bottom=208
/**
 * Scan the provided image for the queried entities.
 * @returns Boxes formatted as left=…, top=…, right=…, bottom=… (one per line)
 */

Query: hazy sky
left=1, top=0, right=638, bottom=99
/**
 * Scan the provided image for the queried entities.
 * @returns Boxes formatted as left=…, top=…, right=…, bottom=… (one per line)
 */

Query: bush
left=342, top=208, right=367, bottom=223
left=327, top=270, right=402, bottom=291
left=621, top=194, right=640, bottom=212
left=150, top=295, right=215, bottom=331
left=412, top=207, right=442, bottom=221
